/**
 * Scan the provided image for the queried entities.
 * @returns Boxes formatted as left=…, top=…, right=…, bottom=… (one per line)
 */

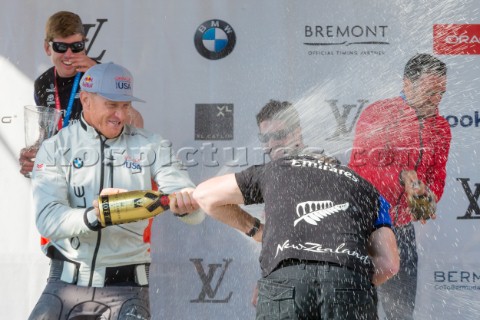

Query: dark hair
left=404, top=53, right=447, bottom=82
left=45, top=11, right=86, bottom=43
left=256, top=99, right=301, bottom=128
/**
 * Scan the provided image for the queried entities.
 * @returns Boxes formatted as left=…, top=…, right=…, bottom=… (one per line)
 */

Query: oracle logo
left=434, top=24, right=480, bottom=55
left=445, top=35, right=480, bottom=44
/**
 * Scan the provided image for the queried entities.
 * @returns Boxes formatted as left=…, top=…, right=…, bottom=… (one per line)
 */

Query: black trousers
left=256, top=261, right=377, bottom=320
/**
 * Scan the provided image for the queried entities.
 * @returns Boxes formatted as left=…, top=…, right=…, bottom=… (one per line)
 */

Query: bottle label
left=98, top=190, right=170, bottom=226
left=100, top=195, right=113, bottom=226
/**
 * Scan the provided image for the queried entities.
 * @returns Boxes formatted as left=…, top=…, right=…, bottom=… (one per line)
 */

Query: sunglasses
left=258, top=128, right=293, bottom=143
left=49, top=41, right=85, bottom=53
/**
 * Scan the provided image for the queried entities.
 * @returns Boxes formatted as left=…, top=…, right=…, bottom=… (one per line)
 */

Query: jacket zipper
left=88, top=135, right=107, bottom=286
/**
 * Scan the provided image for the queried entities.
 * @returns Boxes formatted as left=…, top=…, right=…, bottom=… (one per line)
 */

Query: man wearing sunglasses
left=256, top=99, right=306, bottom=161
left=19, top=11, right=144, bottom=177
left=193, top=99, right=399, bottom=319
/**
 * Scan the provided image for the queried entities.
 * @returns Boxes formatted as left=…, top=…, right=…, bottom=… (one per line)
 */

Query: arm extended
left=193, top=173, right=263, bottom=242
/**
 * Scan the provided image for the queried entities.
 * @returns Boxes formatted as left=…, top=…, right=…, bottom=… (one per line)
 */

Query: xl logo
left=83, top=19, right=108, bottom=61
left=190, top=258, right=233, bottom=303
left=217, top=105, right=232, bottom=117
left=325, top=99, right=368, bottom=140
left=456, top=178, right=480, bottom=219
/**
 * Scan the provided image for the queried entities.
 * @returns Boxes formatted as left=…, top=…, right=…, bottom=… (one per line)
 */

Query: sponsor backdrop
left=1, top=0, right=479, bottom=319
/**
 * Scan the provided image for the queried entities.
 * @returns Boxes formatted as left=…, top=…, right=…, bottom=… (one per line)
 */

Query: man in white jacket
left=29, top=62, right=204, bottom=320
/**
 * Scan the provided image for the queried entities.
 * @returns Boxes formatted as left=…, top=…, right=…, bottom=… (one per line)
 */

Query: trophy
left=23, top=105, right=62, bottom=177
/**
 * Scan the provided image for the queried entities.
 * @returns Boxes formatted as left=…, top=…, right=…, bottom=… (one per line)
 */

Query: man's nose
left=63, top=47, right=74, bottom=57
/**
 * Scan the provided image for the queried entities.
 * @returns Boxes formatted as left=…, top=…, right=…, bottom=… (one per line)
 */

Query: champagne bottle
left=407, top=181, right=436, bottom=221
left=98, top=190, right=172, bottom=227
left=408, top=193, right=436, bottom=221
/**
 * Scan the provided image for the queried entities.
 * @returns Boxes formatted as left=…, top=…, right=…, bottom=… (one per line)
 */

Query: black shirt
left=235, top=155, right=390, bottom=277
left=34, top=67, right=83, bottom=123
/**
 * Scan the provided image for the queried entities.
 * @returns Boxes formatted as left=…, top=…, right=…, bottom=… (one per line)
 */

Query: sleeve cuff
left=373, top=224, right=393, bottom=231
left=84, top=207, right=103, bottom=231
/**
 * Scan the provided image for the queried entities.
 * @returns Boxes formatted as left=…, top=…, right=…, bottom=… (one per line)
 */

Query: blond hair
left=44, top=11, right=86, bottom=43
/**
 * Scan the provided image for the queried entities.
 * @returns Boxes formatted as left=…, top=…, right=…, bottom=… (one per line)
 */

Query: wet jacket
left=349, top=96, right=451, bottom=226
left=32, top=115, right=204, bottom=287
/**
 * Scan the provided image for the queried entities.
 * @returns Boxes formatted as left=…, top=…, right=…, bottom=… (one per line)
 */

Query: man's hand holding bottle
left=401, top=170, right=437, bottom=224
left=92, top=187, right=200, bottom=227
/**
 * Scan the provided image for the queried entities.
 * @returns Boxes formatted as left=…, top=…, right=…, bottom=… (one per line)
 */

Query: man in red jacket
left=349, top=53, right=451, bottom=319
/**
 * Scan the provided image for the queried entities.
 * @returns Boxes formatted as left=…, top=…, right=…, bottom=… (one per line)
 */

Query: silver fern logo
left=294, top=201, right=349, bottom=226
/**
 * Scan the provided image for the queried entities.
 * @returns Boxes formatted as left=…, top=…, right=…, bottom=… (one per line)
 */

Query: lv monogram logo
left=190, top=258, right=233, bottom=303
left=457, top=178, right=480, bottom=219
left=325, top=99, right=368, bottom=140
left=83, top=19, right=108, bottom=61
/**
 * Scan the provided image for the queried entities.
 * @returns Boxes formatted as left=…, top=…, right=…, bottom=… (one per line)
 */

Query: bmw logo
left=73, top=157, right=84, bottom=169
left=194, top=19, right=236, bottom=60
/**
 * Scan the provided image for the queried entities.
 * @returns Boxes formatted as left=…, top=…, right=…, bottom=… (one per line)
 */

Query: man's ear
left=403, top=78, right=413, bottom=94
left=80, top=91, right=90, bottom=111
left=293, top=127, right=304, bottom=143
left=44, top=41, right=51, bottom=56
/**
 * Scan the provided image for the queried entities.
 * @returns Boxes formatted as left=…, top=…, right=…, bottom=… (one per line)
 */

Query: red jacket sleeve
left=424, top=117, right=451, bottom=201
left=348, top=101, right=406, bottom=207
